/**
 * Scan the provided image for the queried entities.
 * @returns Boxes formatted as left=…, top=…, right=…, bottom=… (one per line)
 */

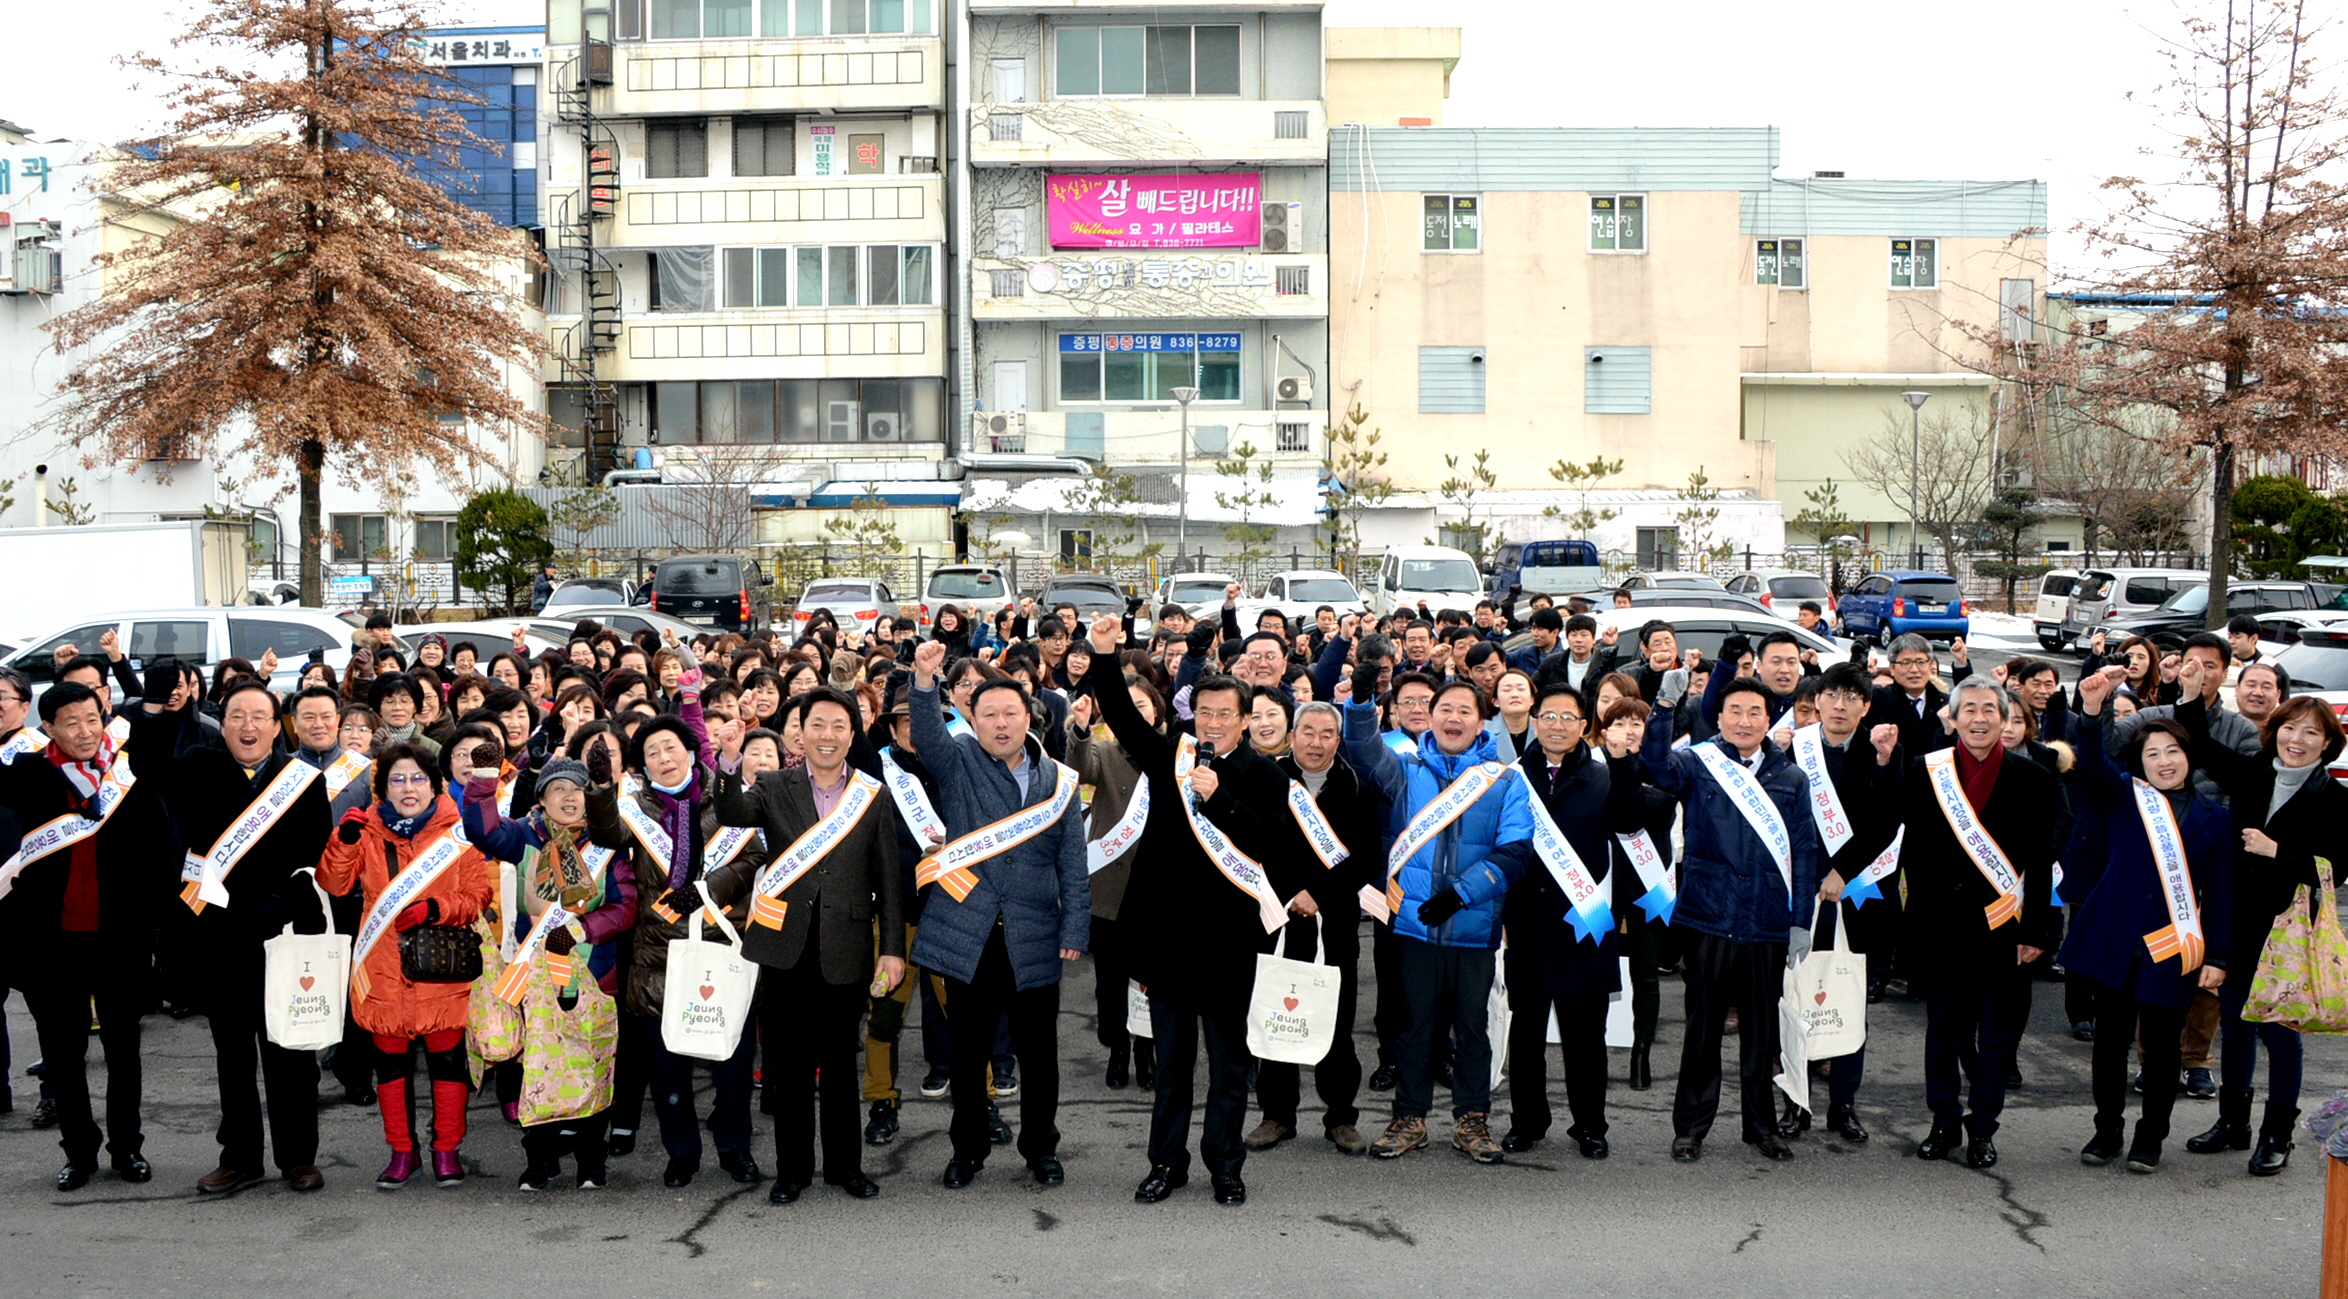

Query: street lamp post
left=1901, top=390, right=1930, bottom=568
left=1172, top=386, right=1199, bottom=563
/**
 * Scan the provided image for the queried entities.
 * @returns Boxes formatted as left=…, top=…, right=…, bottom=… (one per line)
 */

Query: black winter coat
left=0, top=708, right=184, bottom=978
left=1897, top=746, right=2062, bottom=987
left=1505, top=745, right=1646, bottom=997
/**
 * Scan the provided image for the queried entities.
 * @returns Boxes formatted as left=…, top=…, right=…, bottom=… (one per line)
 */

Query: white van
left=1365, top=546, right=1487, bottom=617
left=2032, top=568, right=2081, bottom=650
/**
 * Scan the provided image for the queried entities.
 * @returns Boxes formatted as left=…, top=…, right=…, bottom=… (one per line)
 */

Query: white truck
left=0, top=519, right=254, bottom=643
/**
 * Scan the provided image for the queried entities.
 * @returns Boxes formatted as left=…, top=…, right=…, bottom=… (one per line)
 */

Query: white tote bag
left=1247, top=917, right=1343, bottom=1065
left=263, top=871, right=352, bottom=1051
left=1551, top=956, right=1639, bottom=1048
left=661, top=881, right=760, bottom=1062
left=1789, top=902, right=1868, bottom=1060
left=1126, top=979, right=1154, bottom=1043
left=1486, top=943, right=1512, bottom=1090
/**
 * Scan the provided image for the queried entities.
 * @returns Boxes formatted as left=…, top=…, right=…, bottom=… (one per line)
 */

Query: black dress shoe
left=2002, top=1065, right=2024, bottom=1090
left=1670, top=1137, right=1701, bottom=1163
left=56, top=1162, right=94, bottom=1191
left=942, top=1159, right=979, bottom=1189
left=1752, top=1132, right=1796, bottom=1162
left=112, top=1154, right=153, bottom=1184
left=608, top=1129, right=637, bottom=1158
left=1826, top=1106, right=1869, bottom=1143
left=1628, top=1046, right=1653, bottom=1091
left=1575, top=1134, right=1609, bottom=1160
left=1210, top=1175, right=1246, bottom=1205
left=1500, top=1130, right=1544, bottom=1154
left=343, top=1081, right=375, bottom=1108
left=1966, top=1137, right=1998, bottom=1169
left=29, top=1097, right=59, bottom=1129
left=1916, top=1126, right=1963, bottom=1162
left=1775, top=1101, right=1810, bottom=1139
left=864, top=1100, right=899, bottom=1146
left=718, top=1149, right=763, bottom=1184
left=831, top=1175, right=880, bottom=1199
left=2072, top=1021, right=2096, bottom=1043
left=663, top=1157, right=698, bottom=1188
left=767, top=1180, right=804, bottom=1204
left=1105, top=1054, right=1129, bottom=1090
left=1134, top=1049, right=1155, bottom=1089
left=986, top=1103, right=1014, bottom=1146
left=1029, top=1157, right=1064, bottom=1186
left=1368, top=1063, right=1398, bottom=1092
left=1134, top=1164, right=1187, bottom=1202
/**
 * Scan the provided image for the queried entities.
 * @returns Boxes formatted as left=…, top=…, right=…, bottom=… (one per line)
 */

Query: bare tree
left=641, top=444, right=759, bottom=552
left=1842, top=401, right=2003, bottom=570
left=1955, top=0, right=2348, bottom=624
left=2026, top=407, right=2198, bottom=564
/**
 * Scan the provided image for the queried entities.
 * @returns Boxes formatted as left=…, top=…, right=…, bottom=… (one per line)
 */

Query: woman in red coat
left=317, top=743, right=493, bottom=1190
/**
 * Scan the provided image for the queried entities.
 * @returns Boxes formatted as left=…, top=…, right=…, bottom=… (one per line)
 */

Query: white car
left=395, top=620, right=569, bottom=660
left=1259, top=569, right=1366, bottom=630
left=1363, top=546, right=1486, bottom=617
left=1151, top=572, right=1240, bottom=621
left=791, top=578, right=901, bottom=637
left=1589, top=605, right=1850, bottom=669
left=3, top=607, right=400, bottom=700
left=1723, top=569, right=1839, bottom=630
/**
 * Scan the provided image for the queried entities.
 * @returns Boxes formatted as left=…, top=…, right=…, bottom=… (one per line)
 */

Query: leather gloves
left=1417, top=889, right=1466, bottom=927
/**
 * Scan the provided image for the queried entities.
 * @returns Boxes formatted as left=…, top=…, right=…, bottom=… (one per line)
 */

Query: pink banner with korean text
left=1047, top=173, right=1262, bottom=249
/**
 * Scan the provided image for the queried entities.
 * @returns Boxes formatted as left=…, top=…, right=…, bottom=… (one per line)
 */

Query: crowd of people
left=0, top=583, right=2334, bottom=1205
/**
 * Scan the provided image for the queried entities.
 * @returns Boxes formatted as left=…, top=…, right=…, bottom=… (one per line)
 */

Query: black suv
left=646, top=553, right=774, bottom=632
left=2100, top=580, right=2318, bottom=648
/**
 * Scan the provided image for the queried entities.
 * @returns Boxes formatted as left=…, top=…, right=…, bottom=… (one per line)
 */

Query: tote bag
left=1788, top=902, right=1868, bottom=1060
left=1126, top=979, right=1154, bottom=1043
left=1246, top=917, right=1342, bottom=1066
left=2244, top=859, right=2348, bottom=1034
left=662, top=881, right=760, bottom=1061
left=1486, top=945, right=1512, bottom=1090
left=517, top=961, right=617, bottom=1127
left=263, top=872, right=352, bottom=1051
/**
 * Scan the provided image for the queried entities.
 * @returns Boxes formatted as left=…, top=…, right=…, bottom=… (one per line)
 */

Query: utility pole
left=1902, top=390, right=1930, bottom=567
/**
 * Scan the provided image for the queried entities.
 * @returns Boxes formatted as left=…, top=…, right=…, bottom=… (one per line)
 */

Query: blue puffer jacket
left=1342, top=702, right=1533, bottom=949
left=1639, top=710, right=1822, bottom=945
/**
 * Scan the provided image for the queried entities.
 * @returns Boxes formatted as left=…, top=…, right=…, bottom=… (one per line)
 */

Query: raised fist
left=912, top=638, right=948, bottom=683
left=586, top=738, right=615, bottom=788
left=1224, top=583, right=1243, bottom=605
left=337, top=807, right=369, bottom=845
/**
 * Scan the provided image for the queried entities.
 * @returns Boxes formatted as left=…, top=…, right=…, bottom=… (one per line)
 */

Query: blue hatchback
left=1836, top=570, right=1969, bottom=645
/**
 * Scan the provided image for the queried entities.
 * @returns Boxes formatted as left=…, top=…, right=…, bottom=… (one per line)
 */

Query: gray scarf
left=2270, top=757, right=2321, bottom=823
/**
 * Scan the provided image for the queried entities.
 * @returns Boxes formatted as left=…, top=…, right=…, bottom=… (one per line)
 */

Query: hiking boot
left=1452, top=1112, right=1503, bottom=1164
left=1242, top=1120, right=1295, bottom=1151
left=1370, top=1116, right=1428, bottom=1159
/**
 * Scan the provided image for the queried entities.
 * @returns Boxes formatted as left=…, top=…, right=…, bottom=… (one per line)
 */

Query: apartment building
left=1327, top=65, right=2048, bottom=565
left=540, top=0, right=956, bottom=551
left=955, top=0, right=1330, bottom=565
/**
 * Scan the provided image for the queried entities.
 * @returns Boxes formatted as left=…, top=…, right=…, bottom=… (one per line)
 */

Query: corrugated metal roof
left=1740, top=178, right=2048, bottom=238
left=1331, top=125, right=1779, bottom=193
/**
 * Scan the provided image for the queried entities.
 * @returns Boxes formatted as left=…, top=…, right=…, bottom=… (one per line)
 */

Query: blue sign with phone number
left=1059, top=333, right=1243, bottom=352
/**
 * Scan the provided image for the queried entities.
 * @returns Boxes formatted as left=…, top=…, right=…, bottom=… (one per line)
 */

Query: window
left=1418, top=346, right=1485, bottom=414
left=1589, top=194, right=1644, bottom=252
left=1058, top=25, right=1237, bottom=97
left=827, top=245, right=858, bottom=305
left=732, top=116, right=794, bottom=176
left=131, top=619, right=213, bottom=665
left=845, top=132, right=884, bottom=175
left=648, top=0, right=749, bottom=38
left=229, top=617, right=340, bottom=663
left=1275, top=265, right=1311, bottom=295
left=1274, top=110, right=1309, bottom=140
left=866, top=245, right=932, bottom=305
left=721, top=246, right=792, bottom=307
left=1584, top=347, right=1652, bottom=414
left=1060, top=529, right=1094, bottom=563
left=645, top=119, right=708, bottom=179
left=330, top=514, right=388, bottom=562
left=1637, top=527, right=1678, bottom=571
left=1422, top=194, right=1479, bottom=252
left=1755, top=238, right=1804, bottom=288
left=1058, top=331, right=1242, bottom=403
left=656, top=0, right=927, bottom=36
left=1890, top=237, right=1938, bottom=288
left=1276, top=421, right=1310, bottom=452
left=990, top=269, right=1025, bottom=297
left=20, top=623, right=118, bottom=682
left=413, top=517, right=458, bottom=561
left=652, top=378, right=943, bottom=444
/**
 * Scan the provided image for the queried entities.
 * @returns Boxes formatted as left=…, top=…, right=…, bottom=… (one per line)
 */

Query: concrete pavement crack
left=1977, top=1168, right=2050, bottom=1254
left=1732, top=1223, right=1762, bottom=1254
left=666, top=1183, right=755, bottom=1259
left=1317, top=1214, right=1415, bottom=1245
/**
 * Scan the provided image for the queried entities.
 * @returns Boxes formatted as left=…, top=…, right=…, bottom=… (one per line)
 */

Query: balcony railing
left=969, top=100, right=1325, bottom=166
left=972, top=253, right=1326, bottom=321
left=965, top=409, right=1318, bottom=463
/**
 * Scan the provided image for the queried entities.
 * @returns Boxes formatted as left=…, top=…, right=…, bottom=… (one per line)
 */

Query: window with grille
left=1274, top=110, right=1308, bottom=139
left=991, top=269, right=1025, bottom=297
left=645, top=119, right=708, bottom=179
left=1275, top=265, right=1310, bottom=295
left=1276, top=422, right=1310, bottom=452
left=988, top=113, right=1022, bottom=141
left=732, top=117, right=794, bottom=177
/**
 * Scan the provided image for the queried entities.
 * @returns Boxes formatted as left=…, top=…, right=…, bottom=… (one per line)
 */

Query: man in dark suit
left=710, top=687, right=905, bottom=1204
left=134, top=678, right=335, bottom=1195
left=1897, top=675, right=2060, bottom=1171
left=1865, top=632, right=1972, bottom=756
left=1085, top=615, right=1314, bottom=1206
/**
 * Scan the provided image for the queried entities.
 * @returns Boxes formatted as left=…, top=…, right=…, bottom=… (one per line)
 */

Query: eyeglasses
left=1534, top=710, right=1585, bottom=724
left=1820, top=691, right=1869, bottom=705
left=386, top=773, right=433, bottom=787
left=1193, top=707, right=1241, bottom=722
left=1893, top=656, right=1933, bottom=668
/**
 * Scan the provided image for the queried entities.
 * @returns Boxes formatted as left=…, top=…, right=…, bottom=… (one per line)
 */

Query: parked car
left=1039, top=573, right=1135, bottom=632
left=523, top=607, right=711, bottom=647
left=917, top=564, right=1015, bottom=635
left=790, top=578, right=900, bottom=638
left=1620, top=570, right=1728, bottom=593
left=1502, top=605, right=1848, bottom=669
left=1723, top=569, right=1839, bottom=629
left=1836, top=570, right=1969, bottom=646
left=1568, top=588, right=1782, bottom=619
left=2269, top=629, right=2348, bottom=786
left=1487, top=539, right=1604, bottom=600
left=247, top=577, right=302, bottom=606
left=2248, top=610, right=2348, bottom=653
left=2099, top=580, right=2321, bottom=649
left=3, top=607, right=402, bottom=700
left=397, top=619, right=568, bottom=659
left=1258, top=569, right=1366, bottom=629
left=2059, top=566, right=2207, bottom=647
left=1363, top=546, right=1486, bottom=617
left=543, top=576, right=637, bottom=612
left=645, top=553, right=774, bottom=633
left=1151, top=572, right=1241, bottom=621
left=2029, top=568, right=2083, bottom=650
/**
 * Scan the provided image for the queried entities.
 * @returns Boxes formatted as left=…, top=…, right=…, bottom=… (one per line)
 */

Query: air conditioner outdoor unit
left=1275, top=375, right=1312, bottom=403
left=865, top=411, right=900, bottom=441
left=825, top=400, right=862, bottom=442
left=1260, top=201, right=1301, bottom=253
left=979, top=411, right=1026, bottom=452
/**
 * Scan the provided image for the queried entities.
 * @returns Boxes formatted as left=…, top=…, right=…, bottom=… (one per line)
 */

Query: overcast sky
left=11, top=0, right=2198, bottom=275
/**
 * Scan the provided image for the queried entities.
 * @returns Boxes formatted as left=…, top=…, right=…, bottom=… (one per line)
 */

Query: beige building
left=1325, top=35, right=2048, bottom=566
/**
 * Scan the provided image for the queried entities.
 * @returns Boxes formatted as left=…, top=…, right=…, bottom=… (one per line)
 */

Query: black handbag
left=398, top=924, right=483, bottom=984
left=382, top=840, right=482, bottom=984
